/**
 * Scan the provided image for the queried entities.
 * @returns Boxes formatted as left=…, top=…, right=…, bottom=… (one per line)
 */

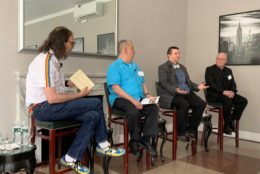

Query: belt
left=28, top=103, right=39, bottom=114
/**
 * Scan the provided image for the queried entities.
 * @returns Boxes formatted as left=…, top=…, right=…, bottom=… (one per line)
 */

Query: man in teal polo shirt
left=106, top=40, right=159, bottom=156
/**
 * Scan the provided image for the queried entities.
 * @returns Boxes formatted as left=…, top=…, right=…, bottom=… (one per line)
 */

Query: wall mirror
left=18, top=0, right=118, bottom=57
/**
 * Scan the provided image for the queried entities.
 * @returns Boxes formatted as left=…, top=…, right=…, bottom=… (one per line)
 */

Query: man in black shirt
left=205, top=52, right=248, bottom=134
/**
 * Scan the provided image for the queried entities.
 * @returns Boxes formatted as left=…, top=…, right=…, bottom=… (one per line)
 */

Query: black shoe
left=139, top=139, right=157, bottom=156
left=129, top=139, right=141, bottom=156
left=224, top=126, right=232, bottom=135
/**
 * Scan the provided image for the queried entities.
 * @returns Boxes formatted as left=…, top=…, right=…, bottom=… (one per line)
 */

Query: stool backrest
left=104, top=83, right=112, bottom=108
left=155, top=81, right=160, bottom=95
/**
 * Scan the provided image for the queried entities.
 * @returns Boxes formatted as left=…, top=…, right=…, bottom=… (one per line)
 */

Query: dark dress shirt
left=205, top=64, right=237, bottom=102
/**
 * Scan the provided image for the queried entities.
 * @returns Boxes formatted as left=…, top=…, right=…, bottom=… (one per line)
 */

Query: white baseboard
left=233, top=130, right=260, bottom=143
left=112, top=122, right=260, bottom=145
left=198, top=124, right=260, bottom=143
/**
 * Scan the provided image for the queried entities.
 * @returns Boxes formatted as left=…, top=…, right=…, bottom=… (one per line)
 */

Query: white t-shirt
left=26, top=51, right=65, bottom=106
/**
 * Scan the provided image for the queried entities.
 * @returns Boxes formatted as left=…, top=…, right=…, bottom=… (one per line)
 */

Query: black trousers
left=113, top=98, right=159, bottom=140
left=172, top=92, right=206, bottom=136
left=216, top=94, right=248, bottom=126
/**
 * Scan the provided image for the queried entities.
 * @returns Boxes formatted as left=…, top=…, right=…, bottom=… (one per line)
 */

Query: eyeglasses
left=67, top=41, right=75, bottom=47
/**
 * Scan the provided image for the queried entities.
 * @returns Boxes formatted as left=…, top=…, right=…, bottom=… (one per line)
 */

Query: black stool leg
left=24, top=155, right=36, bottom=174
left=203, top=116, right=212, bottom=152
left=102, top=128, right=113, bottom=174
left=160, top=121, right=167, bottom=163
left=102, top=156, right=112, bottom=174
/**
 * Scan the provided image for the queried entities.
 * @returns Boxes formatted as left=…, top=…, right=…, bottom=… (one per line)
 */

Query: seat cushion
left=207, top=102, right=223, bottom=108
left=36, top=120, right=81, bottom=130
left=112, top=109, right=127, bottom=117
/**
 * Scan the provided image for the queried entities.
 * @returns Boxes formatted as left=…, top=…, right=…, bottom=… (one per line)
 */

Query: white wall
left=119, top=0, right=188, bottom=93
left=0, top=0, right=187, bottom=136
left=186, top=0, right=260, bottom=133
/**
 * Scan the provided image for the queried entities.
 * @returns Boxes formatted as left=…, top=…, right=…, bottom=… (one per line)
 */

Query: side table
left=0, top=145, right=37, bottom=174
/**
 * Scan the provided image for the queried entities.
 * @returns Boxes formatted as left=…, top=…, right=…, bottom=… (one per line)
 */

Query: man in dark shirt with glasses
left=205, top=52, right=248, bottom=135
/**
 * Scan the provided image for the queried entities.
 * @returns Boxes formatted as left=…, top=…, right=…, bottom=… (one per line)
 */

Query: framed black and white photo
left=97, top=33, right=115, bottom=55
left=219, top=10, right=260, bottom=65
left=72, top=37, right=84, bottom=53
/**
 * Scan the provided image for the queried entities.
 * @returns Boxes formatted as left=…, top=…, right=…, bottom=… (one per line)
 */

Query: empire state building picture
left=219, top=10, right=260, bottom=65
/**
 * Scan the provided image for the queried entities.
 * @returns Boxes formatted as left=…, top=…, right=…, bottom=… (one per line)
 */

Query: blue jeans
left=33, top=97, right=108, bottom=161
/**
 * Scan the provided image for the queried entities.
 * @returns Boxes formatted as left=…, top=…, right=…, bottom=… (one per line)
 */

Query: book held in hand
left=69, top=69, right=95, bottom=91
left=141, top=96, right=160, bottom=105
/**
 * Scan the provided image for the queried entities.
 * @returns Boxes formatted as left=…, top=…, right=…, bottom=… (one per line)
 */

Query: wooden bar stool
left=155, top=82, right=197, bottom=160
left=202, top=103, right=239, bottom=151
left=202, top=89, right=239, bottom=150
left=104, top=83, right=151, bottom=174
left=30, top=116, right=87, bottom=174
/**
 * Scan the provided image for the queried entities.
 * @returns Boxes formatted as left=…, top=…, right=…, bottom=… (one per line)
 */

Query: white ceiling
left=24, top=0, right=94, bottom=21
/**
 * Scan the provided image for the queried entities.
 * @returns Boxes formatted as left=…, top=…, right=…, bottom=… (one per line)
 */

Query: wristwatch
left=145, top=92, right=150, bottom=96
left=65, top=80, right=69, bottom=87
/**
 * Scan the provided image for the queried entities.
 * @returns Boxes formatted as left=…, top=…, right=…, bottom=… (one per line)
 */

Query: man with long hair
left=26, top=26, right=125, bottom=174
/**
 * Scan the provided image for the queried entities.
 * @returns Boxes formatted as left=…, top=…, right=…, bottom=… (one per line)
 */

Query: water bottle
left=21, top=126, right=29, bottom=146
left=12, top=122, right=21, bottom=145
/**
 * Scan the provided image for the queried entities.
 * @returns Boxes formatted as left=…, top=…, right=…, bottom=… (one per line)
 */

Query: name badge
left=138, top=71, right=144, bottom=76
left=228, top=75, right=232, bottom=80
